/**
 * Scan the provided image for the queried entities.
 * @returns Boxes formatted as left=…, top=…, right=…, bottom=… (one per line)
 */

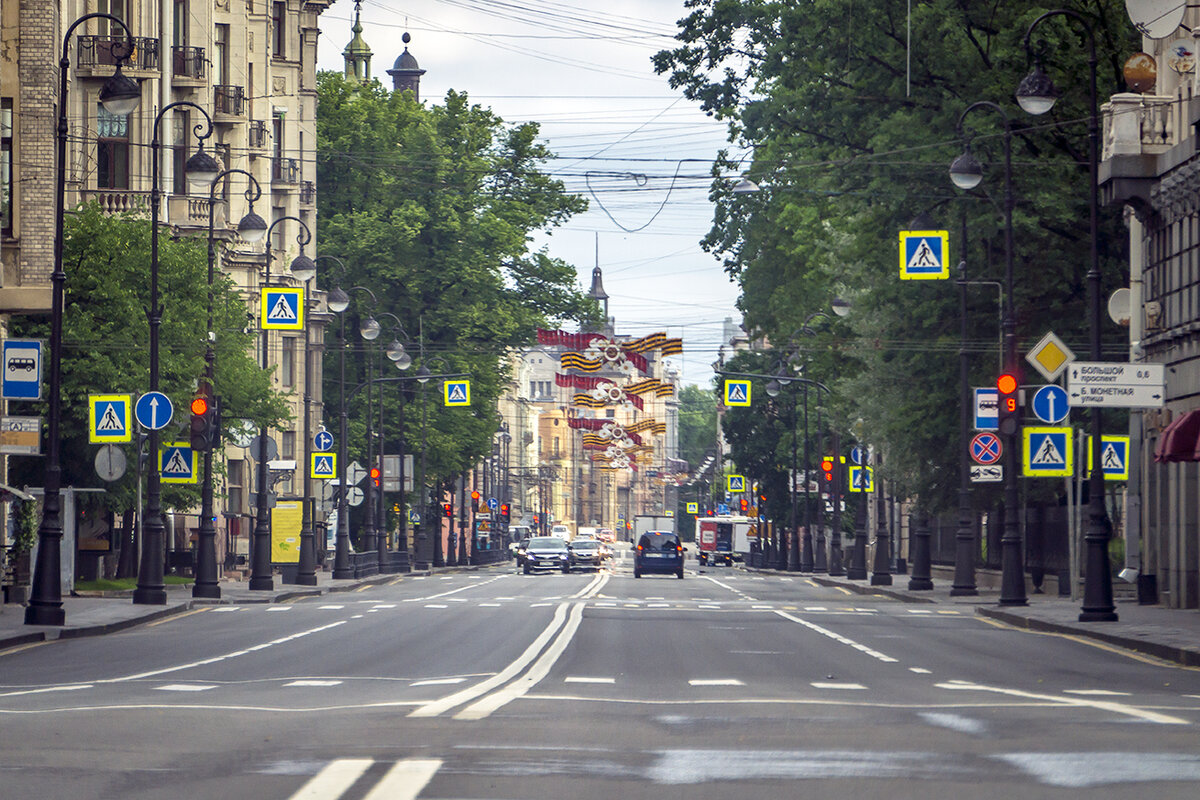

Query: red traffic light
left=471, top=490, right=481, bottom=501
left=369, top=467, right=381, bottom=487
left=997, top=373, right=1018, bottom=395
left=442, top=502, right=453, bottom=518
left=190, top=396, right=209, bottom=416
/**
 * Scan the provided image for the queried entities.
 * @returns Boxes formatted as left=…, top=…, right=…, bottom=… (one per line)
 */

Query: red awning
left=1154, top=409, right=1200, bottom=462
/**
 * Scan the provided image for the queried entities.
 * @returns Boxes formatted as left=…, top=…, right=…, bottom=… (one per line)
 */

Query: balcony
left=248, top=120, right=268, bottom=152
left=76, top=35, right=159, bottom=78
left=300, top=180, right=315, bottom=205
left=272, top=157, right=300, bottom=185
left=213, top=85, right=247, bottom=121
left=1102, top=92, right=1185, bottom=161
left=171, top=46, right=206, bottom=87
left=82, top=189, right=151, bottom=216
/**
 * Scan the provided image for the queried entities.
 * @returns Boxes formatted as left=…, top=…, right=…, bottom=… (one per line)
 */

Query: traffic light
left=499, top=503, right=510, bottom=523
left=997, top=372, right=1020, bottom=435
left=189, top=393, right=215, bottom=451
left=370, top=466, right=381, bottom=488
left=821, top=457, right=835, bottom=483
left=739, top=497, right=748, bottom=513
left=442, top=502, right=453, bottom=518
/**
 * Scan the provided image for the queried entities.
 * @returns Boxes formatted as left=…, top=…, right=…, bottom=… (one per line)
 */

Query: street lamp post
left=828, top=429, right=845, bottom=576
left=950, top=99, right=1025, bottom=606
left=949, top=210, right=979, bottom=596
left=250, top=216, right=314, bottom=591
left=25, top=13, right=142, bottom=626
left=373, top=312, right=411, bottom=572
left=1017, top=8, right=1116, bottom=621
left=134, top=101, right=221, bottom=606
left=197, top=169, right=267, bottom=599
left=870, top=448, right=893, bottom=586
left=320, top=264, right=353, bottom=579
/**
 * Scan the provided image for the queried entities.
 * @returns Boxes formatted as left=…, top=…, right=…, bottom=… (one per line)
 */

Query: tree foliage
left=656, top=1, right=1137, bottom=510
left=8, top=204, right=289, bottom=514
left=315, top=73, right=600, bottom=508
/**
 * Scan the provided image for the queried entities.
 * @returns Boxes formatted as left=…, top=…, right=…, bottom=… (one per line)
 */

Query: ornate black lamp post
left=319, top=261, right=352, bottom=578
left=26, top=13, right=141, bottom=626
left=249, top=216, right=314, bottom=591
left=196, top=169, right=266, bottom=599
left=1017, top=8, right=1116, bottom=622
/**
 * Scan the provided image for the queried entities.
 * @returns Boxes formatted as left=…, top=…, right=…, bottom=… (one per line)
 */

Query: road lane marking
left=689, top=679, right=744, bottom=686
left=409, top=602, right=571, bottom=718
left=267, top=606, right=292, bottom=612
left=319, top=605, right=345, bottom=610
left=811, top=682, right=867, bottom=690
left=154, top=684, right=217, bottom=692
left=564, top=677, right=615, bottom=684
left=804, top=606, right=828, bottom=611
left=455, top=602, right=586, bottom=720
left=0, top=684, right=91, bottom=697
left=371, top=604, right=396, bottom=609
left=286, top=757, right=373, bottom=799
left=834, top=587, right=853, bottom=595
left=697, top=604, right=721, bottom=609
left=211, top=606, right=242, bottom=612
left=774, top=610, right=898, bottom=663
left=424, top=604, right=448, bottom=609
left=1063, top=689, right=1131, bottom=696
left=910, top=668, right=933, bottom=674
left=284, top=680, right=343, bottom=687
left=478, top=603, right=501, bottom=607
left=647, top=603, right=670, bottom=608
left=936, top=681, right=1188, bottom=724
left=145, top=608, right=208, bottom=626
left=406, top=575, right=506, bottom=602
left=410, top=678, right=467, bottom=687
left=361, top=758, right=442, bottom=800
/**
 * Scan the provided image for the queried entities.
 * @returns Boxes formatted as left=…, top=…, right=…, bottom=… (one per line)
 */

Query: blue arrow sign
left=850, top=446, right=864, bottom=465
left=313, top=429, right=334, bottom=452
left=487, top=498, right=498, bottom=511
left=135, top=391, right=173, bottom=431
left=1031, top=384, right=1069, bottom=424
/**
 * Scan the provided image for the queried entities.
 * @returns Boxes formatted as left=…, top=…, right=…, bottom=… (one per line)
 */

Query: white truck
left=633, top=515, right=675, bottom=542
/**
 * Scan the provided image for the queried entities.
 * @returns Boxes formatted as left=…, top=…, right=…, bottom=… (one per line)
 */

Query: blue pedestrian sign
left=160, top=442, right=197, bottom=483
left=848, top=466, right=874, bottom=492
left=1031, top=384, right=1070, bottom=424
left=310, top=452, right=337, bottom=480
left=723, top=379, right=751, bottom=407
left=313, top=429, right=334, bottom=452
left=135, top=391, right=173, bottom=431
left=1022, top=426, right=1072, bottom=477
left=727, top=474, right=746, bottom=493
left=1087, top=435, right=1130, bottom=481
left=2, top=339, right=43, bottom=400
left=260, top=287, right=305, bottom=330
left=410, top=510, right=421, bottom=524
left=974, top=387, right=999, bottom=430
left=444, top=380, right=471, bottom=407
left=89, top=394, right=132, bottom=443
left=899, top=230, right=949, bottom=280
left=716, top=503, right=729, bottom=515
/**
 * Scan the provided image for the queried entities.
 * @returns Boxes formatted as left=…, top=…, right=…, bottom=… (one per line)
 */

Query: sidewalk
left=807, top=570, right=1200, bottom=668
left=0, top=564, right=472, bottom=650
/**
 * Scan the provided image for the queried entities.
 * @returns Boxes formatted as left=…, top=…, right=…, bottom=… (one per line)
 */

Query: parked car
left=634, top=531, right=684, bottom=579
left=522, top=536, right=570, bottom=574
left=568, top=539, right=604, bottom=571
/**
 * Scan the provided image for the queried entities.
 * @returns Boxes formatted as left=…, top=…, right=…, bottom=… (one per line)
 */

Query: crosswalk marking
left=286, top=758, right=442, bottom=800
left=362, top=758, right=442, bottom=800
left=288, top=758, right=373, bottom=799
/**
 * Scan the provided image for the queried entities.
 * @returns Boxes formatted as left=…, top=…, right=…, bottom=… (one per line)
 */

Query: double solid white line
left=408, top=573, right=607, bottom=720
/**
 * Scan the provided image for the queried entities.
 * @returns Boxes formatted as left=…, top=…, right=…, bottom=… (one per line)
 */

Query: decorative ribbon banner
left=573, top=392, right=644, bottom=410
left=623, top=332, right=683, bottom=356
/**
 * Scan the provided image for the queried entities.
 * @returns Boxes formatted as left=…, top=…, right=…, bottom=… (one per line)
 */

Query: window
left=272, top=2, right=286, bottom=59
left=171, top=111, right=190, bottom=195
left=529, top=381, right=536, bottom=397
left=97, top=105, right=130, bottom=190
left=99, top=0, right=127, bottom=38
left=281, top=337, right=296, bottom=387
left=228, top=460, right=244, bottom=512
left=173, top=0, right=188, bottom=47
left=605, top=409, right=615, bottom=418
left=214, top=24, right=229, bottom=87
left=553, top=437, right=560, bottom=456
left=282, top=430, right=296, bottom=459
left=2, top=99, right=12, bottom=236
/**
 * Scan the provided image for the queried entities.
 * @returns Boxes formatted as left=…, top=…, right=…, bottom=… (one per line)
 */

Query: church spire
left=343, top=1, right=373, bottom=83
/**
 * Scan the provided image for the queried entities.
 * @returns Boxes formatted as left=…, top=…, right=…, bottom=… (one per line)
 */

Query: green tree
left=677, top=383, right=717, bottom=469
left=316, top=72, right=600, bottom=512
left=8, top=204, right=291, bottom=517
left=655, top=1, right=1137, bottom=509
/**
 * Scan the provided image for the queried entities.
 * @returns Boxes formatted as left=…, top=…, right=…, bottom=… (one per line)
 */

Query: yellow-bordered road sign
left=727, top=474, right=746, bottom=493
left=1086, top=435, right=1130, bottom=481
left=899, top=230, right=949, bottom=280
left=260, top=287, right=305, bottom=330
left=686, top=502, right=699, bottom=515
left=311, top=452, right=337, bottom=480
left=444, top=379, right=471, bottom=406
left=89, top=394, right=132, bottom=443
left=160, top=442, right=197, bottom=483
left=848, top=465, right=874, bottom=492
left=1022, top=426, right=1073, bottom=477
left=723, top=379, right=751, bottom=407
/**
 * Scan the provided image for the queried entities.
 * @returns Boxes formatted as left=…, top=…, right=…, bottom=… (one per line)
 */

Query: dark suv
left=634, top=531, right=684, bottom=579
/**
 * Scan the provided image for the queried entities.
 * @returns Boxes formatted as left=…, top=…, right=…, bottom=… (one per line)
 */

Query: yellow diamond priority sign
left=1025, top=331, right=1076, bottom=382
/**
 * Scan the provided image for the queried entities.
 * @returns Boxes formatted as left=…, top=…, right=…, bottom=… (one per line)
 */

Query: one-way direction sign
left=1067, top=362, right=1164, bottom=408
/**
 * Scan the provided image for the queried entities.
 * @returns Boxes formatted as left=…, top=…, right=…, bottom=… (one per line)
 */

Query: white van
left=550, top=524, right=571, bottom=540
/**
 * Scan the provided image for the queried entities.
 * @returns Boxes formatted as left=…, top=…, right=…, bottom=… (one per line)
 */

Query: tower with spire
left=342, top=1, right=373, bottom=83
left=387, top=32, right=426, bottom=100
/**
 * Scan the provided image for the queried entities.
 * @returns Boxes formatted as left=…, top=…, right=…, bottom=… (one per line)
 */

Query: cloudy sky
left=316, top=0, right=743, bottom=386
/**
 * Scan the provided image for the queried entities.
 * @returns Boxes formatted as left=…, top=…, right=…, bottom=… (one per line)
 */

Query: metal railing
left=248, top=120, right=268, bottom=149
left=171, top=46, right=206, bottom=80
left=213, top=85, right=246, bottom=117
left=272, top=157, right=300, bottom=184
left=85, top=189, right=151, bottom=215
left=76, top=35, right=159, bottom=71
left=300, top=180, right=315, bottom=204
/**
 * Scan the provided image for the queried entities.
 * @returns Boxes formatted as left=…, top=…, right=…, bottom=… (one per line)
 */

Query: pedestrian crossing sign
left=1086, top=435, right=1130, bottom=481
left=724, top=379, right=751, bottom=407
left=443, top=380, right=471, bottom=406
left=848, top=465, right=874, bottom=492
left=727, top=474, right=746, bottom=493
left=260, top=287, right=305, bottom=330
left=1022, top=426, right=1073, bottom=477
left=686, top=502, right=699, bottom=514
left=311, top=452, right=337, bottom=480
left=88, top=394, right=132, bottom=443
left=160, top=442, right=197, bottom=483
left=899, top=230, right=950, bottom=280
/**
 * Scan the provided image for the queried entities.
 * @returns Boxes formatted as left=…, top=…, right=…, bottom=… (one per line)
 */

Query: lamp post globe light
left=25, top=13, right=143, bottom=626
left=1018, top=9, right=1116, bottom=623
left=195, top=169, right=266, bottom=599
left=319, top=263, right=355, bottom=579
left=131, top=100, right=220, bottom=607
left=373, top=311, right=413, bottom=572
left=951, top=99, right=1025, bottom=607
left=249, top=216, right=313, bottom=591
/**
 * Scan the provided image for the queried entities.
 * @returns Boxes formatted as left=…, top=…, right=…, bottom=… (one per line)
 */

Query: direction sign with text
left=1067, top=362, right=1165, bottom=408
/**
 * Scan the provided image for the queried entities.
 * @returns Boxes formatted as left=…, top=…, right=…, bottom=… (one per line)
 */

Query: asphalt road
left=4, top=547, right=1200, bottom=799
